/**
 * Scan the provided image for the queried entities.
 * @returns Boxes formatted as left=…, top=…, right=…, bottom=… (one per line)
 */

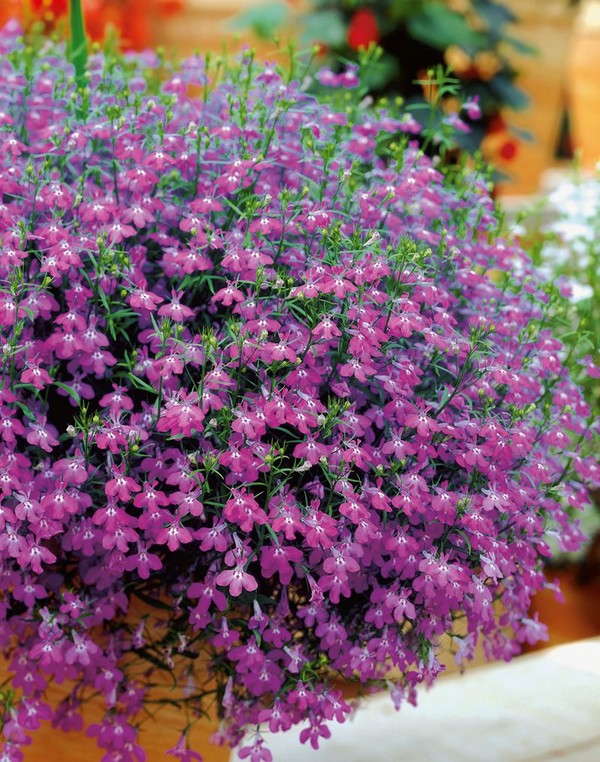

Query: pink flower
left=292, top=436, right=330, bottom=465
left=20, top=363, right=52, bottom=390
left=26, top=418, right=59, bottom=453
left=65, top=631, right=98, bottom=666
left=223, top=488, right=268, bottom=533
left=127, top=288, right=164, bottom=312
left=166, top=734, right=203, bottom=761
left=157, top=290, right=195, bottom=322
left=212, top=282, right=245, bottom=306
left=215, top=565, right=258, bottom=597
left=155, top=521, right=193, bottom=551
left=105, top=466, right=141, bottom=502
left=157, top=390, right=205, bottom=437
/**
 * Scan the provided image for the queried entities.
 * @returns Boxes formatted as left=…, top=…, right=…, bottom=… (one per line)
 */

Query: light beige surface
left=233, top=638, right=600, bottom=762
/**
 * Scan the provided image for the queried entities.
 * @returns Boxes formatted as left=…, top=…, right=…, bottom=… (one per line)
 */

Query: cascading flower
left=0, top=19, right=598, bottom=762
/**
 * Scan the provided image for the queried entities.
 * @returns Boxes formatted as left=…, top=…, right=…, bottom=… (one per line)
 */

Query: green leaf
left=54, top=381, right=81, bottom=405
left=15, top=400, right=37, bottom=421
left=407, top=5, right=488, bottom=51
left=502, top=34, right=538, bottom=56
left=108, top=308, right=137, bottom=321
left=509, top=124, right=534, bottom=142
left=299, top=11, right=348, bottom=48
left=360, top=53, right=399, bottom=92
left=230, top=2, right=290, bottom=39
left=487, top=75, right=530, bottom=110
left=474, top=0, right=516, bottom=29
left=128, top=373, right=158, bottom=395
left=69, top=0, right=88, bottom=108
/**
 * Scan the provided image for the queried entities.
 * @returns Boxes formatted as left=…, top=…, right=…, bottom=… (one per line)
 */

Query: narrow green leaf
left=407, top=5, right=488, bottom=50
left=488, top=75, right=531, bottom=111
left=15, top=400, right=37, bottom=421
left=69, top=0, right=88, bottom=116
left=54, top=381, right=81, bottom=405
left=128, top=373, right=159, bottom=395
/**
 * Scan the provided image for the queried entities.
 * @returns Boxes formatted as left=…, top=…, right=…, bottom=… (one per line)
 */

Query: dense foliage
left=0, top=20, right=597, bottom=761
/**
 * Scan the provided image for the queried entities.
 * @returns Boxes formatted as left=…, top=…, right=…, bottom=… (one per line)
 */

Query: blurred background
left=3, top=0, right=600, bottom=200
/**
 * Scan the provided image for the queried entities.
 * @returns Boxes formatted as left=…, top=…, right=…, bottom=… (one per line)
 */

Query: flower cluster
left=0, top=20, right=598, bottom=762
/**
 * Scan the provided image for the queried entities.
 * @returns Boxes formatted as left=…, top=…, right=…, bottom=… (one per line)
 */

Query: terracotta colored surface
left=0, top=667, right=230, bottom=761
left=526, top=566, right=600, bottom=652
left=568, top=1, right=600, bottom=167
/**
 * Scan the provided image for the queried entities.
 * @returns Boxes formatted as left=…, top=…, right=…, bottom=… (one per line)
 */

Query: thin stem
left=70, top=0, right=88, bottom=116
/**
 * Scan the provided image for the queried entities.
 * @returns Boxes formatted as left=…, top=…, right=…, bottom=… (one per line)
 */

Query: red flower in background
left=157, top=0, right=184, bottom=16
left=498, top=139, right=518, bottom=161
left=347, top=8, right=379, bottom=51
left=487, top=114, right=506, bottom=134
left=2, top=0, right=185, bottom=50
left=31, top=0, right=68, bottom=15
left=481, top=114, right=519, bottom=164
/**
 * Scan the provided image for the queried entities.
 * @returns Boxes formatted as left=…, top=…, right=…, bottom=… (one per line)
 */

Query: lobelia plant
left=0, top=16, right=599, bottom=762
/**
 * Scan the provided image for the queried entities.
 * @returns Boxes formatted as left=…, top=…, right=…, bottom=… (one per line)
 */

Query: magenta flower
left=105, top=466, right=142, bottom=502
left=215, top=565, right=259, bottom=597
left=155, top=520, right=193, bottom=552
left=20, top=363, right=52, bottom=390
left=0, top=25, right=597, bottom=762
left=157, top=290, right=195, bottom=322
left=166, top=734, right=204, bottom=761
left=64, top=632, right=100, bottom=666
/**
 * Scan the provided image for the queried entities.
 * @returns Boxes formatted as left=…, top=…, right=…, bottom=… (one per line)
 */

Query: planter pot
left=496, top=0, right=577, bottom=195
left=568, top=1, right=600, bottom=166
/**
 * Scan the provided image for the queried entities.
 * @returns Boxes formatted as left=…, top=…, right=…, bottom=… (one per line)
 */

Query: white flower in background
left=540, top=172, right=600, bottom=304
left=569, top=282, right=594, bottom=303
left=533, top=169, right=600, bottom=562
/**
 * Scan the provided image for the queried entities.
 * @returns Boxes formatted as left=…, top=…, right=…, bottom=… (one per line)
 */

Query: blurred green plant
left=233, top=0, right=533, bottom=163
left=512, top=166, right=600, bottom=566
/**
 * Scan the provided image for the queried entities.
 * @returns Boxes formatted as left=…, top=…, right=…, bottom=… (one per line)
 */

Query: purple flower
left=215, top=565, right=259, bottom=597
left=0, top=24, right=597, bottom=762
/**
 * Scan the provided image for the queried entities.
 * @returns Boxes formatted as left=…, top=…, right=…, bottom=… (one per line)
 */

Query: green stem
left=70, top=0, right=88, bottom=114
